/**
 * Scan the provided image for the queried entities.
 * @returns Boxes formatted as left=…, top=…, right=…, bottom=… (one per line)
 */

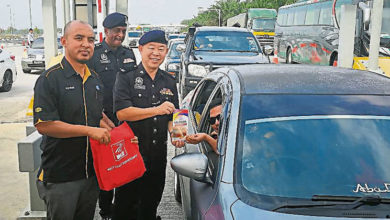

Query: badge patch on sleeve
left=123, top=58, right=134, bottom=63
left=160, top=88, right=174, bottom=96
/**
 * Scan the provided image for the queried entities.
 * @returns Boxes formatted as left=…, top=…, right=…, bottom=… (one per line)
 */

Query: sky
left=0, top=0, right=216, bottom=29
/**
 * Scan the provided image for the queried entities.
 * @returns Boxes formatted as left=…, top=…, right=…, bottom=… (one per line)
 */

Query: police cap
left=103, top=12, right=127, bottom=28
left=139, top=30, right=168, bottom=46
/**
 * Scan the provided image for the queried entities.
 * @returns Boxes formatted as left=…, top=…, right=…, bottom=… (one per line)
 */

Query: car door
left=189, top=85, right=226, bottom=219
left=177, top=79, right=218, bottom=219
left=0, top=49, right=6, bottom=79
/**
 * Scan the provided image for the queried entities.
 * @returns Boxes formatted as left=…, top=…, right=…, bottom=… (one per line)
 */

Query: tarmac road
left=0, top=45, right=183, bottom=220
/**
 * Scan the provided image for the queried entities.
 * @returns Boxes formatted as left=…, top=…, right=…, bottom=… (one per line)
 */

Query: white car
left=0, top=48, right=17, bottom=92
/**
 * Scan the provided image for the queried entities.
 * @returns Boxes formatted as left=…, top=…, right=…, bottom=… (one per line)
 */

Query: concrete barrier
left=17, top=126, right=46, bottom=219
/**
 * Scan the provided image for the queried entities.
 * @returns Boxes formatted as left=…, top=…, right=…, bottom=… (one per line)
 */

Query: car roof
left=223, top=64, right=390, bottom=95
left=196, top=26, right=250, bottom=33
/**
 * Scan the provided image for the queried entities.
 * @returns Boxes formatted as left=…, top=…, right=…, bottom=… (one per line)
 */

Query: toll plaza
left=17, top=1, right=131, bottom=219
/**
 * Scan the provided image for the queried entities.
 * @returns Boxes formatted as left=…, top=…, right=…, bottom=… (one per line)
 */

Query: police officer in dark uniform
left=113, top=30, right=180, bottom=220
left=87, top=12, right=137, bottom=220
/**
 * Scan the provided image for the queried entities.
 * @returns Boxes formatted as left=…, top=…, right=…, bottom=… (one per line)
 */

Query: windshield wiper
left=272, top=195, right=390, bottom=212
left=313, top=195, right=390, bottom=209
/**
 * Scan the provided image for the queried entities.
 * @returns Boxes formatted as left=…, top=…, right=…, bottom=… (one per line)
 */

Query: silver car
left=21, top=37, right=62, bottom=73
left=172, top=64, right=390, bottom=219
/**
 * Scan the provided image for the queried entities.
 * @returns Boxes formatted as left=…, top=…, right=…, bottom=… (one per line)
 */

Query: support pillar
left=368, top=0, right=384, bottom=73
left=338, top=4, right=356, bottom=68
left=42, top=0, right=58, bottom=69
left=97, top=0, right=106, bottom=42
left=116, top=0, right=129, bottom=46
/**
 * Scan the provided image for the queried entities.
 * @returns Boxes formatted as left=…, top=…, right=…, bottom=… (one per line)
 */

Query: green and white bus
left=274, top=0, right=390, bottom=73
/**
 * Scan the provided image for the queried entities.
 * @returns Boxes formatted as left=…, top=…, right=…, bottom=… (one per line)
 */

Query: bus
left=274, top=0, right=390, bottom=74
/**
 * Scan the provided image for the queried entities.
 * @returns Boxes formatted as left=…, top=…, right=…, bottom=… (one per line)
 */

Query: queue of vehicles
left=170, top=1, right=390, bottom=220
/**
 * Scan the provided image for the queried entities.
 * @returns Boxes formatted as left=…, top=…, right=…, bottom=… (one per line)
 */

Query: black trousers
left=36, top=176, right=99, bottom=220
left=99, top=189, right=114, bottom=216
left=113, top=159, right=166, bottom=220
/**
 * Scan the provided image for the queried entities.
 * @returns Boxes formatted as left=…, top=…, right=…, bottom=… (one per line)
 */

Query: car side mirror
left=176, top=44, right=186, bottom=53
left=170, top=153, right=212, bottom=184
left=263, top=45, right=273, bottom=56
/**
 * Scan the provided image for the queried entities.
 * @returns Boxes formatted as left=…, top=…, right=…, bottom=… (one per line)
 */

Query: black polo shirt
left=33, top=57, right=104, bottom=183
left=87, top=40, right=137, bottom=125
left=114, top=63, right=179, bottom=163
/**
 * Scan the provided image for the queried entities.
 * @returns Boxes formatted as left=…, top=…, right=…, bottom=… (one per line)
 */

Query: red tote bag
left=90, top=122, right=146, bottom=191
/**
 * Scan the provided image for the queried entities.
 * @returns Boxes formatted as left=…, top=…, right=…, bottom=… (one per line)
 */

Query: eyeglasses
left=208, top=114, right=220, bottom=125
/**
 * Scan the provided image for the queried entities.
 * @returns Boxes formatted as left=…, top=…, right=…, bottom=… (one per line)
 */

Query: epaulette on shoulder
left=95, top=43, right=103, bottom=48
left=122, top=45, right=132, bottom=50
left=44, top=63, right=62, bottom=78
left=90, top=68, right=99, bottom=77
left=161, top=69, right=176, bottom=80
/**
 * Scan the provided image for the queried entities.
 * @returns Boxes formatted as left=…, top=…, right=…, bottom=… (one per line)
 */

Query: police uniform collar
left=138, top=62, right=163, bottom=80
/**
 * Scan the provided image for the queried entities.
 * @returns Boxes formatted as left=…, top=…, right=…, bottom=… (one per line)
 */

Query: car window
left=31, top=38, right=44, bottom=49
left=193, top=31, right=260, bottom=52
left=31, top=38, right=62, bottom=49
left=198, top=87, right=223, bottom=183
left=167, top=42, right=182, bottom=59
left=190, top=80, right=217, bottom=127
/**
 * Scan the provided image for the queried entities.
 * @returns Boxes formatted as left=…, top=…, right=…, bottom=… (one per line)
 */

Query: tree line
left=181, top=0, right=297, bottom=27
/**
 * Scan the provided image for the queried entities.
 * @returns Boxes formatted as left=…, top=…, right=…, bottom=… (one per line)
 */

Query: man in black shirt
left=113, top=30, right=179, bottom=220
left=87, top=12, right=137, bottom=219
left=33, top=20, right=110, bottom=220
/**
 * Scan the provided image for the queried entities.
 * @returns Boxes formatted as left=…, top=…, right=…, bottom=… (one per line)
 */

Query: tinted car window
left=31, top=38, right=44, bottom=49
left=236, top=94, right=390, bottom=202
left=191, top=80, right=217, bottom=127
left=318, top=1, right=333, bottom=25
left=294, top=6, right=307, bottom=25
left=252, top=18, right=276, bottom=31
left=167, top=42, right=182, bottom=59
left=31, top=37, right=62, bottom=49
left=305, top=3, right=321, bottom=25
left=193, top=31, right=260, bottom=52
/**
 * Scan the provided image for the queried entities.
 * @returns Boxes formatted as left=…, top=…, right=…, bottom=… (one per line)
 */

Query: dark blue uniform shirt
left=88, top=40, right=137, bottom=125
left=114, top=64, right=179, bottom=163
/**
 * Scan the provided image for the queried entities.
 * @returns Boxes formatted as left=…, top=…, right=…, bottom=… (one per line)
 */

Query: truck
left=227, top=8, right=277, bottom=49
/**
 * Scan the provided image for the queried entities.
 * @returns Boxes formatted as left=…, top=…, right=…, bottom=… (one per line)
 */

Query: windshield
left=168, top=42, right=183, bottom=58
left=236, top=94, right=390, bottom=204
left=129, top=32, right=142, bottom=37
left=193, top=31, right=260, bottom=52
left=31, top=37, right=44, bottom=49
left=382, top=0, right=390, bottom=36
left=252, top=18, right=276, bottom=32
left=30, top=37, right=62, bottom=49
